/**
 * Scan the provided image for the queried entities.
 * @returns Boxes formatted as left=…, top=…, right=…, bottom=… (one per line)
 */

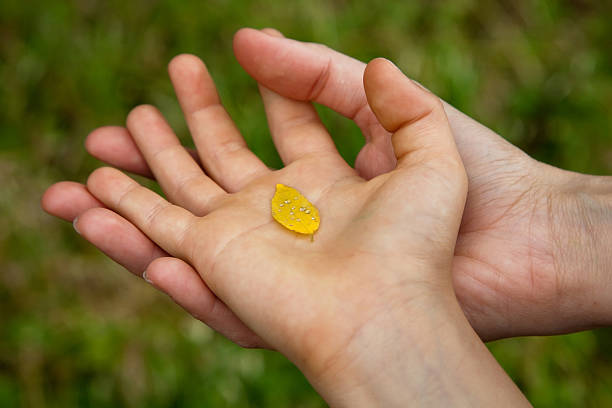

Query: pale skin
left=46, top=55, right=530, bottom=406
left=43, top=28, right=612, bottom=347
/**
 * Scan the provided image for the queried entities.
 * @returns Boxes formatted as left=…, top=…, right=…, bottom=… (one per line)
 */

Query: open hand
left=43, top=29, right=611, bottom=345
left=75, top=58, right=498, bottom=404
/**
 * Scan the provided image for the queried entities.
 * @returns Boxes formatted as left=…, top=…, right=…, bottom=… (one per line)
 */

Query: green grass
left=1, top=0, right=611, bottom=406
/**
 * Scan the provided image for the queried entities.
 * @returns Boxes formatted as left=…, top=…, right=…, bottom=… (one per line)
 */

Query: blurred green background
left=1, top=0, right=611, bottom=406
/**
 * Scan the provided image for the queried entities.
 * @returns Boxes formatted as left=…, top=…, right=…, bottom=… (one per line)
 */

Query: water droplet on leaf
left=271, top=184, right=320, bottom=239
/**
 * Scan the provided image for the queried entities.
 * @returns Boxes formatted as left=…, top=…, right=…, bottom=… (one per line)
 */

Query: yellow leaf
left=271, top=184, right=320, bottom=239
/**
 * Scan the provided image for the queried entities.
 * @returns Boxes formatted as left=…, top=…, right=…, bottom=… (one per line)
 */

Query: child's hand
left=78, top=58, right=527, bottom=406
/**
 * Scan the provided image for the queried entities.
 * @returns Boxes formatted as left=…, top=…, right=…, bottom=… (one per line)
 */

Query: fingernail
left=73, top=217, right=80, bottom=234
left=142, top=270, right=153, bottom=284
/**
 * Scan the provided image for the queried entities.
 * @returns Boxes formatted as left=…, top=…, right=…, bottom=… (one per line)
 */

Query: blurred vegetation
left=1, top=0, right=611, bottom=406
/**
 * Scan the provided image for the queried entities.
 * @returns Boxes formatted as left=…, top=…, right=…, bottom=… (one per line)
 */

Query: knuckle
left=150, top=143, right=184, bottom=164
left=211, top=139, right=246, bottom=162
left=307, top=57, right=333, bottom=101
left=114, top=182, right=140, bottom=209
left=172, top=173, right=203, bottom=201
left=142, top=198, right=169, bottom=227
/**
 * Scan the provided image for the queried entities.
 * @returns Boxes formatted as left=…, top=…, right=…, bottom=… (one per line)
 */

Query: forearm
left=308, top=298, right=530, bottom=407
left=550, top=171, right=612, bottom=328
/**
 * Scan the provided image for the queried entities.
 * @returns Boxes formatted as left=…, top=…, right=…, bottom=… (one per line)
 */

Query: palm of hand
left=192, top=157, right=458, bottom=368
left=84, top=58, right=466, bottom=378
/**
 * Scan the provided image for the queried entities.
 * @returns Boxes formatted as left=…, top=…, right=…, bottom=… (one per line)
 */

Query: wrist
left=550, top=171, right=612, bottom=329
left=307, top=293, right=528, bottom=407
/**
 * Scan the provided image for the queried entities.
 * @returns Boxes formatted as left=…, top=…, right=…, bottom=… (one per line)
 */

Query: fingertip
left=168, top=53, right=207, bottom=77
left=86, top=167, right=124, bottom=195
left=363, top=58, right=406, bottom=122
left=233, top=27, right=278, bottom=67
left=364, top=57, right=395, bottom=75
left=85, top=126, right=124, bottom=157
left=84, top=127, right=102, bottom=155
left=364, top=58, right=440, bottom=132
left=168, top=53, right=195, bottom=71
left=363, top=57, right=406, bottom=89
left=41, top=181, right=104, bottom=221
left=126, top=104, right=159, bottom=130
left=261, top=27, right=284, bottom=38
left=168, top=53, right=219, bottom=112
left=86, top=167, right=105, bottom=188
left=41, top=182, right=62, bottom=215
left=233, top=28, right=257, bottom=61
left=234, top=27, right=283, bottom=42
left=85, top=126, right=153, bottom=178
left=233, top=27, right=260, bottom=46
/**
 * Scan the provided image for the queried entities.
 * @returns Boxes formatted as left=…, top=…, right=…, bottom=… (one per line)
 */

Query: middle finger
left=169, top=54, right=270, bottom=192
left=126, top=105, right=225, bottom=216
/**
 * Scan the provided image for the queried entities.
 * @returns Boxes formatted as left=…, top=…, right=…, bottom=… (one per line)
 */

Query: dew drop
left=271, top=184, right=320, bottom=238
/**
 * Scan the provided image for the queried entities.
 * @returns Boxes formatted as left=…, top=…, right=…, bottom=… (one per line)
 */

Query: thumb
left=363, top=58, right=459, bottom=169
